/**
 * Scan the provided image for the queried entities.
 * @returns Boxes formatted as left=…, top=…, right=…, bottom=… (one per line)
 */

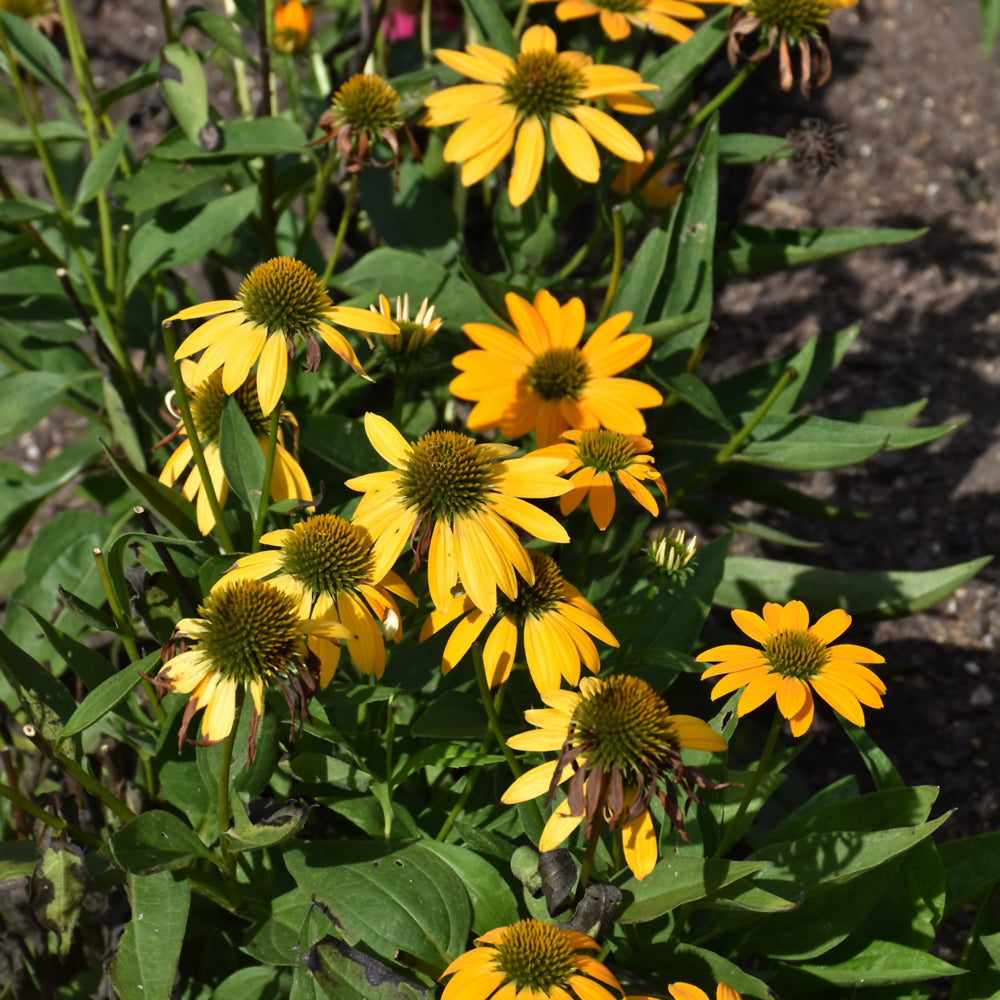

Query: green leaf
left=391, top=742, right=503, bottom=788
left=103, top=443, right=199, bottom=540
left=0, top=10, right=70, bottom=98
left=461, top=0, right=517, bottom=56
left=300, top=413, right=379, bottom=478
left=760, top=787, right=937, bottom=848
left=150, top=117, right=309, bottom=160
left=717, top=554, right=992, bottom=617
left=738, top=413, right=891, bottom=470
left=418, top=840, right=519, bottom=933
left=658, top=372, right=734, bottom=430
left=181, top=7, right=252, bottom=62
left=111, top=810, right=217, bottom=873
left=650, top=115, right=718, bottom=368
left=60, top=653, right=154, bottom=738
left=982, top=0, right=1000, bottom=53
left=126, top=185, right=258, bottom=293
left=940, top=830, right=1000, bottom=916
left=621, top=532, right=731, bottom=659
left=31, top=847, right=88, bottom=955
left=717, top=225, right=925, bottom=278
left=281, top=752, right=372, bottom=793
left=0, top=627, right=78, bottom=725
left=213, top=968, right=279, bottom=1000
left=285, top=840, right=471, bottom=968
left=643, top=8, right=729, bottom=104
left=306, top=936, right=432, bottom=1000
left=243, top=889, right=314, bottom=966
left=113, top=157, right=229, bottom=213
left=160, top=43, right=209, bottom=144
left=110, top=870, right=191, bottom=1000
left=75, top=119, right=129, bottom=208
left=0, top=841, right=37, bottom=881
left=412, top=690, right=485, bottom=739
left=219, top=396, right=266, bottom=512
left=717, top=133, right=790, bottom=165
left=618, top=856, right=771, bottom=923
left=0, top=371, right=97, bottom=449
left=783, top=939, right=961, bottom=987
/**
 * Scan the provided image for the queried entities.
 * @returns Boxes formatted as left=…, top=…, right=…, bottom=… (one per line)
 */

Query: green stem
left=670, top=366, right=796, bottom=505
left=713, top=709, right=781, bottom=859
left=420, top=0, right=432, bottom=68
left=0, top=781, right=103, bottom=850
left=321, top=173, right=360, bottom=286
left=575, top=817, right=603, bottom=902
left=161, top=324, right=235, bottom=554
left=91, top=546, right=141, bottom=663
left=158, top=0, right=177, bottom=42
left=632, top=59, right=760, bottom=202
left=113, top=225, right=131, bottom=324
left=296, top=145, right=338, bottom=259
left=472, top=648, right=522, bottom=780
left=436, top=684, right=509, bottom=842
left=56, top=0, right=115, bottom=291
left=23, top=724, right=137, bottom=826
left=512, top=0, right=531, bottom=36
left=252, top=408, right=281, bottom=551
left=256, top=0, right=277, bottom=258
left=216, top=694, right=243, bottom=879
left=221, top=0, right=251, bottom=115
left=553, top=218, right=607, bottom=282
left=597, top=206, right=624, bottom=324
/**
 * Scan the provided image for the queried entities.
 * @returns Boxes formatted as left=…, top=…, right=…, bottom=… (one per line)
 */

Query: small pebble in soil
left=968, top=684, right=994, bottom=708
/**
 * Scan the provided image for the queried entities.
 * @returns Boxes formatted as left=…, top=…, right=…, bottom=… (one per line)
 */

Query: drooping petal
left=509, top=116, right=547, bottom=207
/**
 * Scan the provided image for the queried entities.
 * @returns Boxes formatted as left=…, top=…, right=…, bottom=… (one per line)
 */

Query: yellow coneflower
left=536, top=429, right=668, bottom=530
left=728, top=0, right=858, bottom=95
left=215, top=514, right=417, bottom=684
left=502, top=676, right=727, bottom=880
left=696, top=599, right=886, bottom=736
left=422, top=25, right=657, bottom=207
left=345, top=413, right=570, bottom=615
left=155, top=579, right=349, bottom=752
left=611, top=150, right=682, bottom=209
left=419, top=551, right=617, bottom=692
left=530, top=0, right=736, bottom=44
left=166, top=257, right=398, bottom=416
left=156, top=364, right=311, bottom=536
left=451, top=289, right=663, bottom=448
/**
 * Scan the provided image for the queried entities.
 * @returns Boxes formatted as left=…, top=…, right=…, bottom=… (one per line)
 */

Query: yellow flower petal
left=509, top=116, right=546, bottom=207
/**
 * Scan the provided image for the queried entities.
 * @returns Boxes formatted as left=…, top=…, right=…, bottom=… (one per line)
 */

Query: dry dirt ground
left=702, top=0, right=1000, bottom=842
left=7, top=0, right=1000, bottom=857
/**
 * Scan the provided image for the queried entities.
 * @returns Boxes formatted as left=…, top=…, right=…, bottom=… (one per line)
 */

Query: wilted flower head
left=316, top=73, right=409, bottom=177
left=728, top=0, right=858, bottom=95
left=155, top=579, right=349, bottom=757
left=502, top=675, right=728, bottom=879
left=273, top=0, right=311, bottom=53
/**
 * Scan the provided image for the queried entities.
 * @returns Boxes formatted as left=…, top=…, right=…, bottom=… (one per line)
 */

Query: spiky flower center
left=188, top=371, right=269, bottom=444
left=375, top=295, right=441, bottom=355
left=497, top=551, right=564, bottom=625
left=332, top=74, right=403, bottom=132
left=526, top=347, right=590, bottom=402
left=491, top=921, right=577, bottom=993
left=398, top=431, right=492, bottom=520
left=571, top=675, right=679, bottom=774
left=278, top=515, right=374, bottom=601
left=503, top=52, right=585, bottom=120
left=575, top=428, right=637, bottom=473
left=237, top=257, right=332, bottom=337
left=764, top=629, right=830, bottom=679
left=193, top=580, right=301, bottom=685
left=746, top=0, right=833, bottom=37
left=646, top=528, right=697, bottom=574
